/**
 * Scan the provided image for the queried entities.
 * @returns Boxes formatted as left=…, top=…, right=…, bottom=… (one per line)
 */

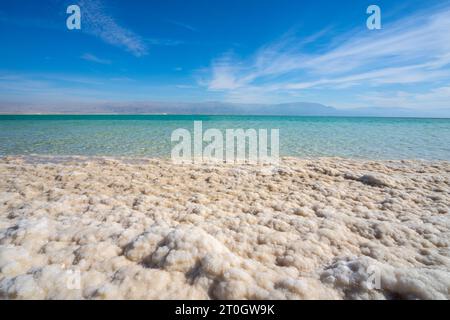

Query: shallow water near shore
left=1, top=115, right=449, bottom=160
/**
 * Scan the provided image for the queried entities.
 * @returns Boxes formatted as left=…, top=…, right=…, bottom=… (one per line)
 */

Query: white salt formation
left=0, top=156, right=449, bottom=299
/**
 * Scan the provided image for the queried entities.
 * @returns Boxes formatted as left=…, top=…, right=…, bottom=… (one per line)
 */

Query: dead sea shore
left=0, top=156, right=449, bottom=299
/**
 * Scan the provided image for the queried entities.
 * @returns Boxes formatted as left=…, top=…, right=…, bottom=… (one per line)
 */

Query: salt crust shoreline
left=0, top=155, right=449, bottom=299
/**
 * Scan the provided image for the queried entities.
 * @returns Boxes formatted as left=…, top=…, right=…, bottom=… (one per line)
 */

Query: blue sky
left=1, top=0, right=450, bottom=112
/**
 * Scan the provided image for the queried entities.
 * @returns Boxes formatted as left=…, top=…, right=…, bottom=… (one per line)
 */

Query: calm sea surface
left=0, top=115, right=449, bottom=160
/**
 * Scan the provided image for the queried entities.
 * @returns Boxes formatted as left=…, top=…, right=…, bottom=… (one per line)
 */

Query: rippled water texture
left=0, top=115, right=449, bottom=160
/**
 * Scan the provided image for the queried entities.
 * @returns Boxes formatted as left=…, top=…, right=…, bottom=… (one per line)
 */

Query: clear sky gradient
left=1, top=0, right=450, bottom=113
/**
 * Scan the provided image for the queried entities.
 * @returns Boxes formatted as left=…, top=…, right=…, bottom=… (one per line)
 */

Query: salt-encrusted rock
left=0, top=156, right=448, bottom=299
left=358, top=174, right=396, bottom=187
left=321, top=256, right=450, bottom=300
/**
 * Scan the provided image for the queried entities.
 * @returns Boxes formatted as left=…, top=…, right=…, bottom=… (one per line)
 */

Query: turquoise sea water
left=0, top=115, right=449, bottom=160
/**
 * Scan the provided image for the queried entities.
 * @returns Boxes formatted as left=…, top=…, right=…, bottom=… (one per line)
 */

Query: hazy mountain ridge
left=1, top=101, right=449, bottom=117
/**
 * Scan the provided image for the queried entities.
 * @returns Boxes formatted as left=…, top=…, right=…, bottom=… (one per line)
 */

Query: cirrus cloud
left=79, top=0, right=148, bottom=57
left=200, top=3, right=450, bottom=108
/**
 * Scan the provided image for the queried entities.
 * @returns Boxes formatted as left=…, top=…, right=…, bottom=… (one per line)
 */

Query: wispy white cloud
left=201, top=4, right=450, bottom=107
left=166, top=19, right=197, bottom=32
left=81, top=53, right=111, bottom=64
left=79, top=0, right=148, bottom=56
left=146, top=38, right=184, bottom=46
left=0, top=72, right=205, bottom=105
left=357, top=86, right=450, bottom=110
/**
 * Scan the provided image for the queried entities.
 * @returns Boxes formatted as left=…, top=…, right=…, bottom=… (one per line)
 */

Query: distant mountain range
left=1, top=101, right=449, bottom=118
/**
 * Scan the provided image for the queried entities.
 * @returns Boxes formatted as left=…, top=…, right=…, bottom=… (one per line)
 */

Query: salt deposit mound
left=0, top=156, right=449, bottom=299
